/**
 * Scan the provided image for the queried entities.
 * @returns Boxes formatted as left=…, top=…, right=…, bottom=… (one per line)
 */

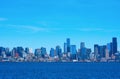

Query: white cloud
left=7, top=24, right=47, bottom=32
left=75, top=28, right=120, bottom=33
left=0, top=18, right=8, bottom=21
left=77, top=28, right=104, bottom=32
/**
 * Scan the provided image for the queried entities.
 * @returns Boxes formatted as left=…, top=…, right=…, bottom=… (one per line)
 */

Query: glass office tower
left=112, top=37, right=117, bottom=54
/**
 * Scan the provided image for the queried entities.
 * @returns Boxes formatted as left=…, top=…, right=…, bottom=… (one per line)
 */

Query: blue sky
left=0, top=0, right=120, bottom=53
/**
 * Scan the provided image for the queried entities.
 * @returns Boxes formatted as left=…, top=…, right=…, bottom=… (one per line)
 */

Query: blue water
left=0, top=62, right=120, bottom=79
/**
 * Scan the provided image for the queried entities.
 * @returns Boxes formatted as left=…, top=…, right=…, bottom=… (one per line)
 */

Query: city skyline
left=0, top=37, right=119, bottom=62
left=0, top=0, right=120, bottom=52
left=0, top=37, right=119, bottom=53
left=0, top=37, right=118, bottom=53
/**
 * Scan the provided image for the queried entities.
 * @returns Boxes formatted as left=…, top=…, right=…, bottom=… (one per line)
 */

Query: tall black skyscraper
left=99, top=45, right=106, bottom=58
left=109, top=42, right=113, bottom=57
left=41, top=47, right=47, bottom=58
left=112, top=37, right=117, bottom=54
left=67, top=38, right=70, bottom=53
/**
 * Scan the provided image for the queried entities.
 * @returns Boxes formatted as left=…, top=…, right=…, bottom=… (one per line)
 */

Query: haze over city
left=0, top=0, right=120, bottom=52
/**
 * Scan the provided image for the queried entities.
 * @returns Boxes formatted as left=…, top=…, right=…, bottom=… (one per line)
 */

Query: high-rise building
left=94, top=44, right=99, bottom=59
left=86, top=48, right=91, bottom=59
left=5, top=48, right=10, bottom=57
left=67, top=38, right=70, bottom=53
left=99, top=45, right=106, bottom=58
left=77, top=49, right=81, bottom=60
left=64, top=43, right=67, bottom=53
left=105, top=47, right=109, bottom=60
left=107, top=43, right=112, bottom=57
left=80, top=42, right=87, bottom=60
left=34, top=48, right=41, bottom=57
left=56, top=46, right=62, bottom=58
left=70, top=45, right=77, bottom=60
left=17, top=47, right=24, bottom=57
left=41, top=47, right=47, bottom=58
left=112, top=37, right=117, bottom=54
left=0, top=47, right=5, bottom=56
left=80, top=42, right=85, bottom=48
left=25, top=48, right=30, bottom=54
left=70, top=45, right=77, bottom=54
left=11, top=47, right=17, bottom=57
left=50, top=48, right=55, bottom=57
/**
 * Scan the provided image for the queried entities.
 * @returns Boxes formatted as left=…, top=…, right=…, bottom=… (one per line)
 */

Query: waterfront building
left=70, top=45, right=77, bottom=60
left=0, top=47, right=5, bottom=56
left=99, top=45, right=106, bottom=58
left=16, top=47, right=24, bottom=57
left=34, top=48, right=41, bottom=57
left=106, top=43, right=112, bottom=57
left=86, top=48, right=91, bottom=60
left=56, top=46, right=62, bottom=58
left=41, top=47, right=47, bottom=58
left=77, top=49, right=81, bottom=60
left=67, top=38, right=70, bottom=53
left=105, top=47, right=109, bottom=60
left=11, top=48, right=17, bottom=57
left=109, top=42, right=113, bottom=57
left=25, top=48, right=30, bottom=54
left=50, top=48, right=55, bottom=57
left=80, top=42, right=87, bottom=60
left=112, top=37, right=117, bottom=54
left=64, top=43, right=67, bottom=53
left=94, top=44, right=99, bottom=59
left=70, top=45, right=77, bottom=54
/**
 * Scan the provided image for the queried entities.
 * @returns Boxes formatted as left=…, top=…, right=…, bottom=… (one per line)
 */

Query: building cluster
left=0, top=37, right=120, bottom=62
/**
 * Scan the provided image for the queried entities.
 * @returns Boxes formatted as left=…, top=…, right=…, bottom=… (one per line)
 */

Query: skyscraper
left=86, top=48, right=91, bottom=60
left=56, top=46, right=62, bottom=57
left=34, top=48, right=41, bottom=57
left=11, top=47, right=18, bottom=57
left=64, top=43, right=67, bottom=53
left=80, top=42, right=87, bottom=60
left=70, top=45, right=77, bottom=60
left=112, top=37, right=117, bottom=54
left=80, top=42, right=85, bottom=48
left=5, top=48, right=11, bottom=57
left=67, top=38, right=70, bottom=53
left=25, top=48, right=30, bottom=54
left=110, top=42, right=113, bottom=57
left=50, top=48, right=55, bottom=57
left=94, top=44, right=99, bottom=59
left=99, top=46, right=103, bottom=58
left=17, top=47, right=24, bottom=57
left=0, top=47, right=5, bottom=56
left=70, top=45, right=77, bottom=54
left=107, top=43, right=112, bottom=57
left=41, top=47, right=47, bottom=58
left=105, top=46, right=109, bottom=60
left=99, top=45, right=106, bottom=58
